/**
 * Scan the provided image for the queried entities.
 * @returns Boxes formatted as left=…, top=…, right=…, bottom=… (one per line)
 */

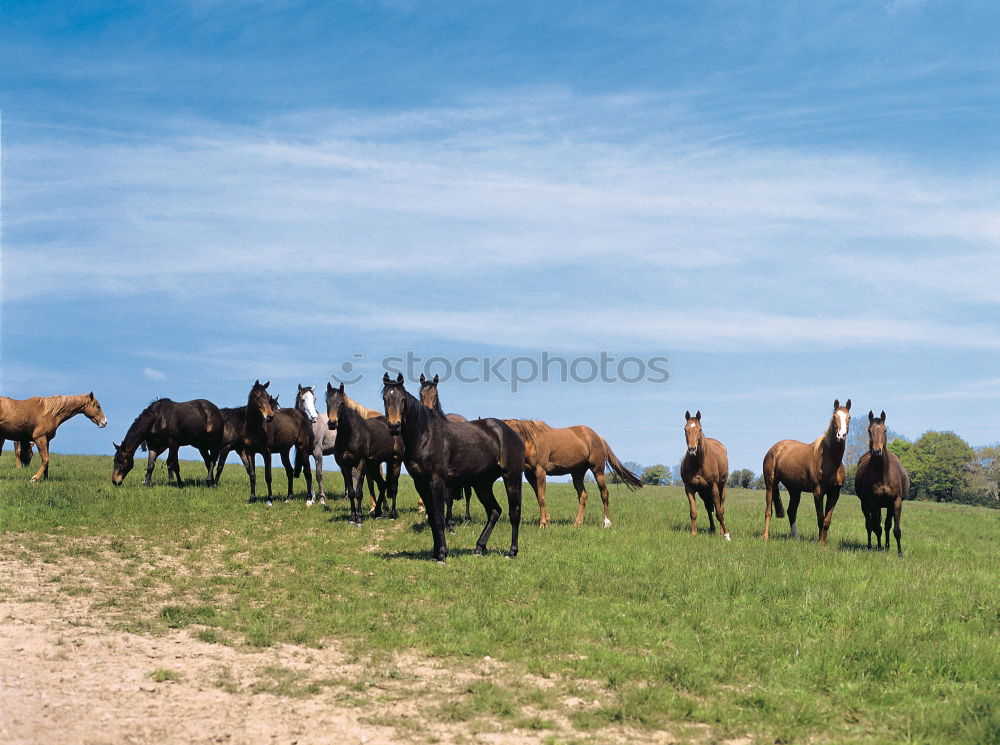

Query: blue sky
left=2, top=0, right=999, bottom=473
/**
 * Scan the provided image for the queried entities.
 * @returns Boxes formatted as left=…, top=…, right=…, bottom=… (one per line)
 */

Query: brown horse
left=244, top=380, right=314, bottom=505
left=855, top=410, right=909, bottom=556
left=503, top=419, right=643, bottom=527
left=680, top=410, right=730, bottom=540
left=0, top=393, right=107, bottom=482
left=763, top=399, right=851, bottom=544
left=419, top=374, right=473, bottom=527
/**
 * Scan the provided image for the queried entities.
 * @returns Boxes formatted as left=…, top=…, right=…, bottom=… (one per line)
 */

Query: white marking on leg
left=724, top=532, right=732, bottom=541
left=603, top=517, right=612, bottom=528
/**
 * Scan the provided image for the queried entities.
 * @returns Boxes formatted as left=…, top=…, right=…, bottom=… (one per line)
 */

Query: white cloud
left=142, top=367, right=167, bottom=380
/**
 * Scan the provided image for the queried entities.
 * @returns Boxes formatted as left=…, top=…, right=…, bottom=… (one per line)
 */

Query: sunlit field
left=2, top=454, right=997, bottom=744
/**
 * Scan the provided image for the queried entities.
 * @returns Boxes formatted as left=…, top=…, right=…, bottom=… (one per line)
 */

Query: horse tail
left=762, top=450, right=785, bottom=518
left=603, top=439, right=643, bottom=490
left=140, top=440, right=148, bottom=453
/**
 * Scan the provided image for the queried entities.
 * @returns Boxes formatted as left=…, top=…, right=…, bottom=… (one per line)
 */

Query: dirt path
left=0, top=548, right=711, bottom=745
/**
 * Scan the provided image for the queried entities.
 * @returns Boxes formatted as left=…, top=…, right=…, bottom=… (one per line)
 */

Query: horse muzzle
left=388, top=423, right=401, bottom=436
left=327, top=420, right=338, bottom=431
left=872, top=448, right=884, bottom=457
left=98, top=419, right=108, bottom=428
left=687, top=447, right=698, bottom=457
left=265, top=415, right=274, bottom=423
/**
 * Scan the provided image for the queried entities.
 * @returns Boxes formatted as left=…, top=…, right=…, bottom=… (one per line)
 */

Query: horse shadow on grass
left=376, top=547, right=504, bottom=562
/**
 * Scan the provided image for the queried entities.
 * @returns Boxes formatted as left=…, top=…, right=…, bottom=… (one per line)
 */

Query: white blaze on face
left=301, top=390, right=319, bottom=422
left=835, top=410, right=849, bottom=440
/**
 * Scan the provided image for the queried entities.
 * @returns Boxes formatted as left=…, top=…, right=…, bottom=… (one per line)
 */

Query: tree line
left=610, top=430, right=999, bottom=508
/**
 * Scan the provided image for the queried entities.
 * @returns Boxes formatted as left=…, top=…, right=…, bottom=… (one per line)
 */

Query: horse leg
left=167, top=444, right=183, bottom=487
left=28, top=436, right=50, bottom=483
left=445, top=487, right=457, bottom=533
left=685, top=487, right=699, bottom=536
left=368, top=464, right=387, bottom=516
left=387, top=460, right=402, bottom=520
left=279, top=449, right=295, bottom=501
left=215, top=446, right=230, bottom=484
left=714, top=481, right=731, bottom=541
left=883, top=508, right=893, bottom=552
left=763, top=469, right=783, bottom=542
left=351, top=463, right=367, bottom=525
left=571, top=470, right=589, bottom=527
left=313, top=452, right=325, bottom=504
left=594, top=469, right=612, bottom=528
left=429, top=475, right=449, bottom=562
left=701, top=491, right=716, bottom=533
left=786, top=490, right=802, bottom=539
left=503, top=472, right=522, bottom=558
left=464, top=486, right=473, bottom=523
left=893, top=498, right=903, bottom=557
left=199, top=447, right=215, bottom=486
left=818, top=487, right=841, bottom=545
left=532, top=466, right=550, bottom=527
left=263, top=451, right=274, bottom=505
left=473, top=480, right=502, bottom=556
left=143, top=447, right=160, bottom=487
left=245, top=451, right=258, bottom=503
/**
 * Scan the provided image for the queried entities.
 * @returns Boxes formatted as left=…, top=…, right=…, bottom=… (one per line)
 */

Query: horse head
left=248, top=380, right=275, bottom=423
left=867, top=409, right=887, bottom=457
left=684, top=410, right=703, bottom=456
left=84, top=392, right=108, bottom=429
left=382, top=372, right=406, bottom=435
left=418, top=373, right=442, bottom=411
left=111, top=440, right=132, bottom=486
left=325, top=381, right=346, bottom=430
left=832, top=398, right=852, bottom=442
left=296, top=384, right=318, bottom=423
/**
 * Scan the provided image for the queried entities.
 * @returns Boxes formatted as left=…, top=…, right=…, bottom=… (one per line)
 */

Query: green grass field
left=1, top=453, right=997, bottom=744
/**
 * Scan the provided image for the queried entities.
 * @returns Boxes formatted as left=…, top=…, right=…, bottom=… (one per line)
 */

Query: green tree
left=969, top=445, right=1000, bottom=508
left=641, top=464, right=670, bottom=486
left=907, top=431, right=975, bottom=502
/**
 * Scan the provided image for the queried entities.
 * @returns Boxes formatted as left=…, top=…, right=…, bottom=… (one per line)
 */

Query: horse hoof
left=436, top=560, right=447, bottom=566
left=724, top=533, right=732, bottom=541
left=473, top=546, right=486, bottom=556
left=603, top=518, right=612, bottom=528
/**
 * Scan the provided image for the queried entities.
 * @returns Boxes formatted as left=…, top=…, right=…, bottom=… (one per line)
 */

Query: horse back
left=447, top=417, right=525, bottom=477
left=150, top=399, right=224, bottom=448
left=0, top=396, right=41, bottom=438
left=270, top=409, right=314, bottom=450
left=764, top=439, right=819, bottom=488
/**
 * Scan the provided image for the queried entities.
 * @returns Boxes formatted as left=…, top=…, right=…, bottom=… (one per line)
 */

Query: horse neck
left=122, top=411, right=154, bottom=454
left=400, top=390, right=435, bottom=452
left=48, top=395, right=89, bottom=426
left=819, top=420, right=846, bottom=464
left=336, top=400, right=363, bottom=444
left=693, top=430, right=708, bottom=465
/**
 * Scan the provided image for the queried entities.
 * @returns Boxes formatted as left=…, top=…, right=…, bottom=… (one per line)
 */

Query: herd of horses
left=1, top=383, right=909, bottom=560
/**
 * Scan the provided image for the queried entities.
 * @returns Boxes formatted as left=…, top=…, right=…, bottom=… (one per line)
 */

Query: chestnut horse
left=855, top=410, right=909, bottom=556
left=244, top=380, right=314, bottom=505
left=112, top=398, right=223, bottom=487
left=680, top=410, right=730, bottom=540
left=763, top=399, right=851, bottom=544
left=503, top=419, right=642, bottom=528
left=0, top=393, right=107, bottom=482
left=418, top=373, right=473, bottom=528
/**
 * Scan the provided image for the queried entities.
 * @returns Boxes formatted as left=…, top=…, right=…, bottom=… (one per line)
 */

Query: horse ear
left=833, top=399, right=840, bottom=409
left=695, top=410, right=701, bottom=421
left=845, top=398, right=851, bottom=411
left=420, top=373, right=427, bottom=384
left=327, top=381, right=334, bottom=392
left=263, top=381, right=270, bottom=390
left=298, top=383, right=303, bottom=391
left=383, top=372, right=391, bottom=383
left=868, top=410, right=875, bottom=422
left=396, top=373, right=403, bottom=383
left=89, top=392, right=95, bottom=400
left=113, top=441, right=120, bottom=451
left=339, top=382, right=345, bottom=392
left=433, top=374, right=439, bottom=384
left=254, top=379, right=261, bottom=386
left=684, top=410, right=691, bottom=421
left=881, top=410, right=886, bottom=421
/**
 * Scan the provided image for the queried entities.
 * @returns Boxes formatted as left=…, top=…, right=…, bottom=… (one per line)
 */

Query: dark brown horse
left=763, top=399, right=851, bottom=544
left=325, top=382, right=403, bottom=524
left=418, top=373, right=473, bottom=528
left=503, top=419, right=642, bottom=528
left=244, top=380, right=314, bottom=505
left=0, top=393, right=107, bottom=482
left=855, top=410, right=909, bottom=556
left=383, top=373, right=523, bottom=563
left=680, top=410, right=730, bottom=540
left=112, top=399, right=222, bottom=486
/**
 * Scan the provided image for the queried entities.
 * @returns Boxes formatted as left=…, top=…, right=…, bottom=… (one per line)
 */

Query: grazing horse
left=382, top=373, right=524, bottom=563
left=325, top=382, right=403, bottom=524
left=680, top=410, right=731, bottom=540
left=0, top=393, right=108, bottom=482
left=503, top=419, right=642, bottom=528
left=244, top=380, right=314, bottom=505
left=112, top=399, right=222, bottom=487
left=855, top=410, right=909, bottom=556
left=762, top=399, right=852, bottom=544
left=418, top=373, right=474, bottom=528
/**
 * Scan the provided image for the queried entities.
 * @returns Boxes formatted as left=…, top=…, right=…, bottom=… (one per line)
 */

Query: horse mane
left=344, top=392, right=382, bottom=419
left=220, top=406, right=246, bottom=426
left=504, top=419, right=551, bottom=442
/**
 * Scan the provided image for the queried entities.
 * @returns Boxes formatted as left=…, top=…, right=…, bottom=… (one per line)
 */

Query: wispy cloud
left=142, top=367, right=167, bottom=381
